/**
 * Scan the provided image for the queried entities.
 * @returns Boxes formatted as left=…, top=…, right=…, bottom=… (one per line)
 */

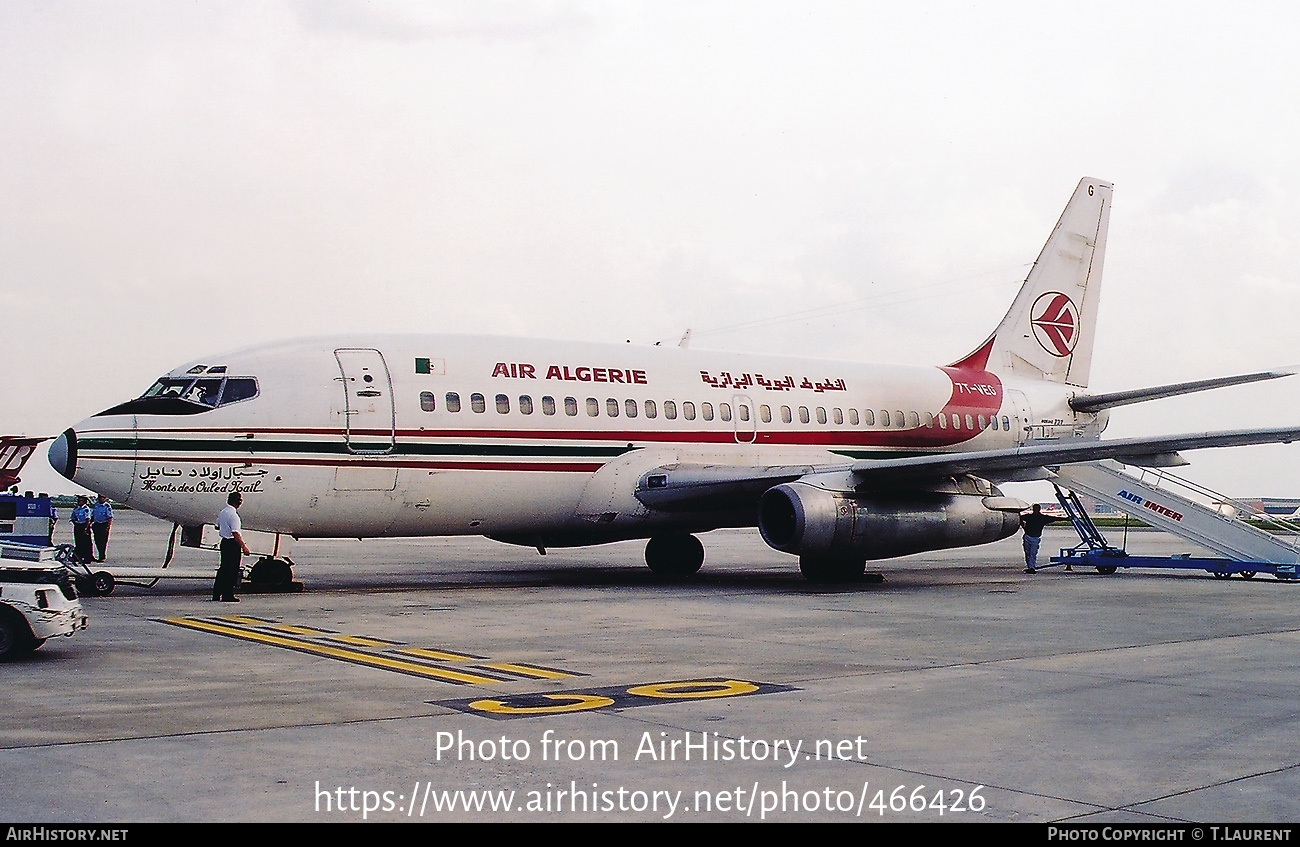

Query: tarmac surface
left=4, top=510, right=1300, bottom=823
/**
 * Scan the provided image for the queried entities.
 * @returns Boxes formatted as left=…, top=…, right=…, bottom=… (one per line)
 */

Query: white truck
left=0, top=563, right=88, bottom=660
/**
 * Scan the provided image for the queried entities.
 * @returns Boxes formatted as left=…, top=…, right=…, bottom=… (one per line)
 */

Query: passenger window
left=701, top=403, right=714, bottom=421
left=586, top=398, right=599, bottom=417
left=880, top=410, right=891, bottom=427
left=739, top=404, right=750, bottom=422
left=798, top=406, right=810, bottom=424
left=848, top=409, right=859, bottom=426
left=864, top=409, right=875, bottom=426
left=816, top=407, right=827, bottom=424
left=624, top=399, right=638, bottom=418
left=833, top=408, right=843, bottom=425
left=978, top=414, right=986, bottom=429
left=446, top=393, right=461, bottom=413
left=1002, top=415, right=1010, bottom=430
left=606, top=398, right=620, bottom=417
left=419, top=392, right=435, bottom=412
left=664, top=400, right=677, bottom=420
left=990, top=415, right=998, bottom=430
left=644, top=400, right=656, bottom=418
left=908, top=411, right=920, bottom=428
left=683, top=402, right=696, bottom=421
left=938, top=413, right=947, bottom=429
left=542, top=396, right=556, bottom=415
left=965, top=414, right=974, bottom=429
left=894, top=410, right=904, bottom=427
left=520, top=396, right=534, bottom=415
left=471, top=393, right=486, bottom=413
left=781, top=406, right=792, bottom=424
left=565, top=397, right=578, bottom=416
left=760, top=405, right=771, bottom=423
left=719, top=403, right=731, bottom=422
left=496, top=394, right=510, bottom=414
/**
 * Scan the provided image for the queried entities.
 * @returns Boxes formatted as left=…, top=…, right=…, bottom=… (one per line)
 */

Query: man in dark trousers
left=91, top=494, right=113, bottom=562
left=1021, top=504, right=1063, bottom=573
left=213, top=492, right=251, bottom=602
left=71, top=495, right=94, bottom=564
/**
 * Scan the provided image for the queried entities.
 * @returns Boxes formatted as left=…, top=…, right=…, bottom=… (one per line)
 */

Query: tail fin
left=950, top=177, right=1112, bottom=387
left=0, top=436, right=44, bottom=489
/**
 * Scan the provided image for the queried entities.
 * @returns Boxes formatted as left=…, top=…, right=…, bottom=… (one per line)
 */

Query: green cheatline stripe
left=79, top=437, right=937, bottom=463
left=77, top=437, right=631, bottom=460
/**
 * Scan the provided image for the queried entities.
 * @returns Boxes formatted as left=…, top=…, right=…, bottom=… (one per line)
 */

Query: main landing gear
left=644, top=533, right=705, bottom=577
left=798, top=555, right=868, bottom=584
left=245, top=556, right=301, bottom=592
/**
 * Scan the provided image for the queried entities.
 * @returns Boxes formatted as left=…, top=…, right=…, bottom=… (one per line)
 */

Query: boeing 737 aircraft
left=47, top=178, right=1300, bottom=582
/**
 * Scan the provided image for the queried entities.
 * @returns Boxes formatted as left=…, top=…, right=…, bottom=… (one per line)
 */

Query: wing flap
left=633, top=427, right=1300, bottom=510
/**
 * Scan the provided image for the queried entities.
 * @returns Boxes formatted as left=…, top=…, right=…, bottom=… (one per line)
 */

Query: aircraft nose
left=49, top=428, right=77, bottom=481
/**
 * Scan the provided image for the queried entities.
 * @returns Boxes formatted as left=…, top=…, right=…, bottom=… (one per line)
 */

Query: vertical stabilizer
left=951, top=178, right=1111, bottom=387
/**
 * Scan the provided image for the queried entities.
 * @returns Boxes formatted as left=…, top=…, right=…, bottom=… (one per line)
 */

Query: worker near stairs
left=1021, top=504, right=1064, bottom=573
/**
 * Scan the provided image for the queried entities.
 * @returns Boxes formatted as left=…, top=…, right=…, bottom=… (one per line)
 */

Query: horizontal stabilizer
left=1070, top=370, right=1295, bottom=413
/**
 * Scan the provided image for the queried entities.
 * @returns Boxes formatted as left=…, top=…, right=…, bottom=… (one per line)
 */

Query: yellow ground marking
left=396, top=647, right=483, bottom=662
left=262, top=623, right=335, bottom=636
left=469, top=694, right=616, bottom=715
left=324, top=634, right=401, bottom=647
left=163, top=617, right=503, bottom=684
left=481, top=662, right=575, bottom=680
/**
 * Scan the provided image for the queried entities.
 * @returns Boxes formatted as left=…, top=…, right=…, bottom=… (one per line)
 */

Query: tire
left=644, top=534, right=705, bottom=576
left=1212, top=571, right=1231, bottom=580
left=1096, top=565, right=1117, bottom=575
left=92, top=571, right=115, bottom=596
left=799, top=555, right=866, bottom=583
left=0, top=609, right=34, bottom=661
left=248, top=557, right=293, bottom=586
left=1240, top=571, right=1257, bottom=580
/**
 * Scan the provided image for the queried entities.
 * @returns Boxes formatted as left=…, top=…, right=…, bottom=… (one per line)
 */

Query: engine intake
left=758, top=481, right=1023, bottom=560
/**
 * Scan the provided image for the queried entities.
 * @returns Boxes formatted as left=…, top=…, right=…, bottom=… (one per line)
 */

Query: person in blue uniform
left=91, top=494, right=113, bottom=562
left=70, top=495, right=93, bottom=564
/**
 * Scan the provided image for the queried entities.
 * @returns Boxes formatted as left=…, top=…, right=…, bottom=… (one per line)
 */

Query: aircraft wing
left=634, top=426, right=1300, bottom=510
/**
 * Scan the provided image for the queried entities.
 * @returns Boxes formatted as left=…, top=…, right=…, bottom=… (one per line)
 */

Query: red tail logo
left=1030, top=292, right=1079, bottom=357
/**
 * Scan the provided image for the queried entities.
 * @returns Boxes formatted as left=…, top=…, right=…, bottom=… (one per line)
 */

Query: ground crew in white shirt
left=214, top=492, right=250, bottom=602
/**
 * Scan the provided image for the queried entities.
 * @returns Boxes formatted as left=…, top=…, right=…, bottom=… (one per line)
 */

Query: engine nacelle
left=758, top=480, right=1023, bottom=560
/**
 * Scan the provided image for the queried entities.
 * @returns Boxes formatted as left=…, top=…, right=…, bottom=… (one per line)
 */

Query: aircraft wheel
left=91, top=571, right=115, bottom=596
left=799, top=555, right=866, bottom=583
left=644, top=534, right=704, bottom=577
left=248, top=557, right=294, bottom=586
left=1212, top=571, right=1231, bottom=580
left=1240, top=571, right=1257, bottom=580
left=1096, top=565, right=1117, bottom=575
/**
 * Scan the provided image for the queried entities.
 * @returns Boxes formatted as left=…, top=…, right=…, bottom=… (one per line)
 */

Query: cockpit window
left=99, top=376, right=260, bottom=416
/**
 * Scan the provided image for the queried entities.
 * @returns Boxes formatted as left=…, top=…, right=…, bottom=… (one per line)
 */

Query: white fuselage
left=59, top=335, right=1101, bottom=542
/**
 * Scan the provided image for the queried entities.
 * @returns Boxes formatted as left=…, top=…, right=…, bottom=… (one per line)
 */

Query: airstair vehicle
left=1050, top=460, right=1300, bottom=580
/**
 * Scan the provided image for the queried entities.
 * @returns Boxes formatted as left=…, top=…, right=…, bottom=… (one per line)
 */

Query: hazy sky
left=4, top=0, right=1300, bottom=501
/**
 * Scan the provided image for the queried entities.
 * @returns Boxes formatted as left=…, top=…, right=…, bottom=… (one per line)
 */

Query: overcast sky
left=4, top=0, right=1300, bottom=502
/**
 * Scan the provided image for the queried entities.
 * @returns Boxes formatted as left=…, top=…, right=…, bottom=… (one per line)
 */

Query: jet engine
left=757, top=477, right=1024, bottom=564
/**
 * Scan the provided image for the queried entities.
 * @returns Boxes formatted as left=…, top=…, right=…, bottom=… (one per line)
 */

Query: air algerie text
left=491, top=362, right=648, bottom=385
